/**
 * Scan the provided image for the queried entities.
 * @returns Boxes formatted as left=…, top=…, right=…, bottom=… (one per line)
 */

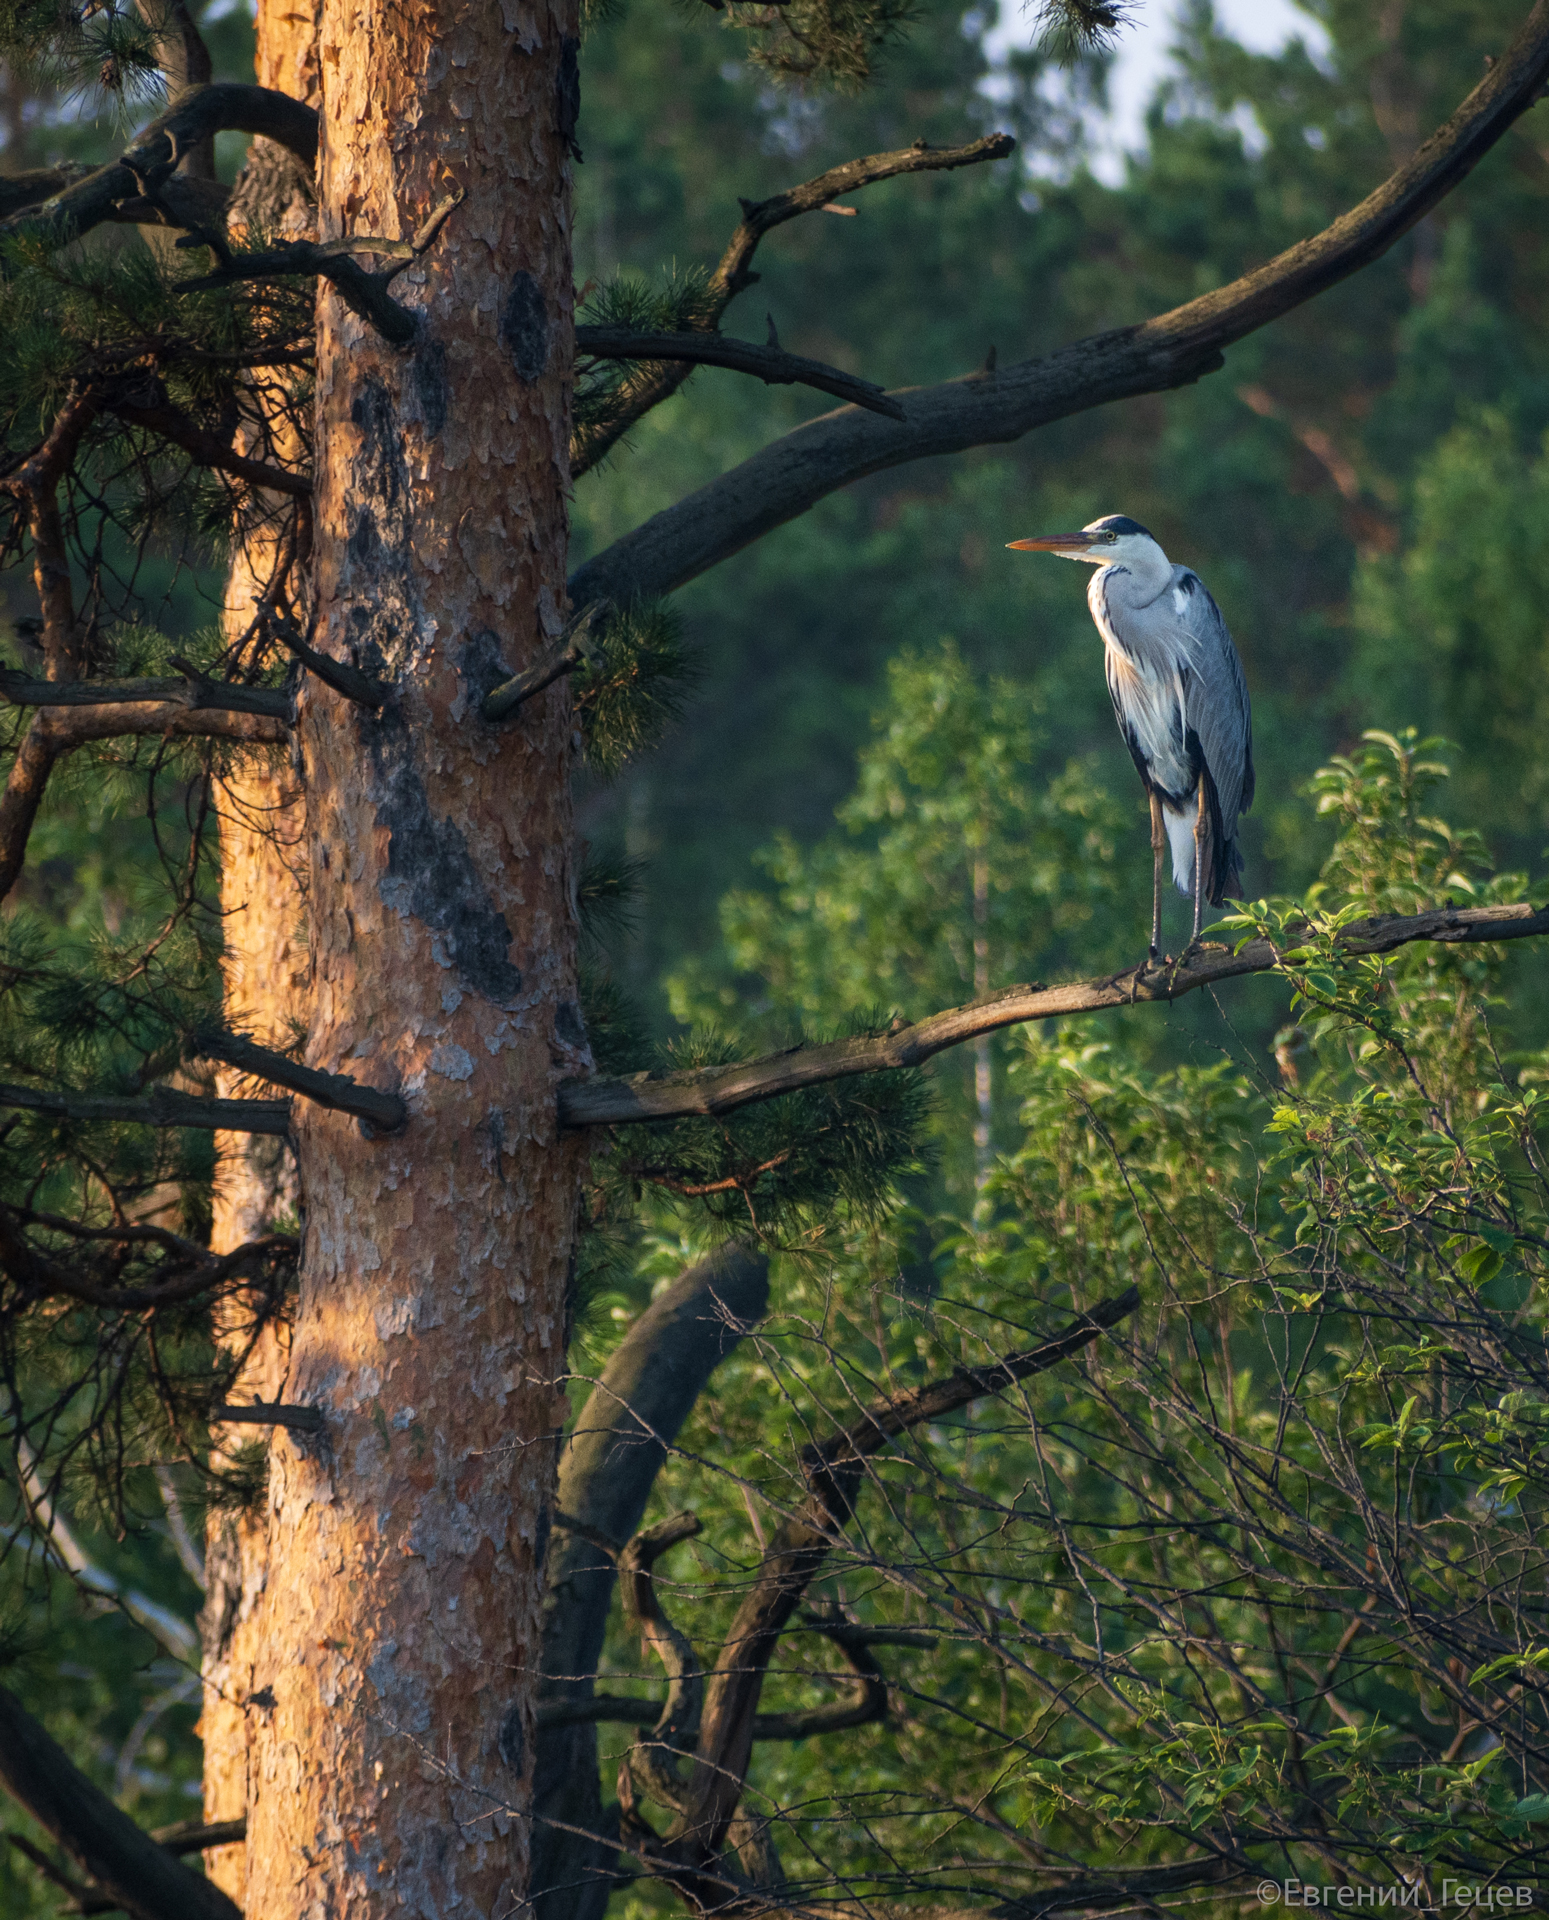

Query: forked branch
left=640, top=1290, right=1139, bottom=1879
left=175, top=191, right=466, bottom=347
left=0, top=84, right=317, bottom=252
left=574, top=133, right=1014, bottom=474
left=571, top=3, right=1549, bottom=606
left=559, top=901, right=1549, bottom=1127
left=106, top=395, right=312, bottom=497
left=618, top=1514, right=705, bottom=1823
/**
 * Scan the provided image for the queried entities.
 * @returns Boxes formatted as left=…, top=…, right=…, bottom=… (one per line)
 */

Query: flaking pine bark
left=199, top=0, right=318, bottom=1902
left=217, top=1, right=584, bottom=1914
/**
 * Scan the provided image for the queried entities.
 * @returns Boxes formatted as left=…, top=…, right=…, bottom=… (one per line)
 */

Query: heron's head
left=1006, top=514, right=1160, bottom=567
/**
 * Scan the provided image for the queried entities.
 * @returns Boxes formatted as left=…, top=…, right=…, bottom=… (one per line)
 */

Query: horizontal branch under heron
left=558, top=901, right=1549, bottom=1127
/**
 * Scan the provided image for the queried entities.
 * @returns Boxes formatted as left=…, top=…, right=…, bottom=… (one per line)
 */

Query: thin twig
left=576, top=327, right=906, bottom=419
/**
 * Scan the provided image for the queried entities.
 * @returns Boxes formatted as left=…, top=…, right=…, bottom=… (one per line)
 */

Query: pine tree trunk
left=220, top=2, right=584, bottom=1912
left=197, top=6, right=322, bottom=1899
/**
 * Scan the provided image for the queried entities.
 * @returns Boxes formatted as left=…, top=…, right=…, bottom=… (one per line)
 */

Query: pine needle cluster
left=573, top=269, right=718, bottom=471
left=0, top=232, right=311, bottom=574
left=721, top=0, right=917, bottom=85
left=1026, top=0, right=1136, bottom=61
left=574, top=598, right=697, bottom=776
left=0, top=0, right=166, bottom=107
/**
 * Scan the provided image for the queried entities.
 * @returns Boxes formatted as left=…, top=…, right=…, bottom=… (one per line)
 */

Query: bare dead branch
left=188, top=1028, right=407, bottom=1133
left=174, top=190, right=466, bottom=348
left=0, top=1082, right=291, bottom=1135
left=0, top=1208, right=294, bottom=1310
left=576, top=326, right=907, bottom=419
left=676, top=1288, right=1138, bottom=1858
left=138, top=0, right=214, bottom=166
left=209, top=1401, right=324, bottom=1433
left=719, top=133, right=1018, bottom=292
left=106, top=395, right=312, bottom=497
left=574, top=133, right=1014, bottom=473
left=536, top=1613, right=928, bottom=1738
left=0, top=679, right=278, bottom=910
left=0, top=1683, right=241, bottom=1920
left=538, top=1692, right=659, bottom=1730
left=570, top=4, right=1549, bottom=605
left=57, top=1823, right=251, bottom=1917
left=6, top=1833, right=99, bottom=1908
left=0, top=84, right=317, bottom=252
left=560, top=900, right=1549, bottom=1127
left=619, top=1514, right=706, bottom=1822
left=535, top=1248, right=769, bottom=1920
left=150, top=1820, right=246, bottom=1856
left=745, top=1616, right=891, bottom=1741
left=6, top=388, right=100, bottom=675
left=0, top=164, right=93, bottom=220
left=0, top=395, right=105, bottom=900
left=0, top=668, right=289, bottom=720
left=270, top=612, right=390, bottom=710
left=482, top=602, right=608, bottom=722
left=0, top=720, right=60, bottom=905
left=0, top=1039, right=396, bottom=1147
left=37, top=703, right=289, bottom=746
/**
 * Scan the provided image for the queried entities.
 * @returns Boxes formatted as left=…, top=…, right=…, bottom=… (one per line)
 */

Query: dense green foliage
left=599, top=735, right=1549, bottom=1911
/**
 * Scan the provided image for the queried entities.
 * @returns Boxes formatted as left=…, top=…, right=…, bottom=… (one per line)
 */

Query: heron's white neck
left=1093, top=538, right=1172, bottom=605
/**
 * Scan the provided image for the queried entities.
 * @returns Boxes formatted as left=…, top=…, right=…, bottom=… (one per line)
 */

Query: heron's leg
left=1191, top=775, right=1207, bottom=943
left=1148, top=789, right=1165, bottom=960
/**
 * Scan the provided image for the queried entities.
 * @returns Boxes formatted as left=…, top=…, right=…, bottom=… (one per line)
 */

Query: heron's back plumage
left=1089, top=561, right=1253, bottom=906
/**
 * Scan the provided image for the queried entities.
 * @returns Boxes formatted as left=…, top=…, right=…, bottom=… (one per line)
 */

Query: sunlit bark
left=197, top=8, right=319, bottom=1902
left=222, top=1, right=584, bottom=1913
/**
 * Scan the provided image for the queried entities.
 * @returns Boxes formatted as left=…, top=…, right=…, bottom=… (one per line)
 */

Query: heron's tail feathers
left=1162, top=798, right=1245, bottom=906
left=1213, top=834, right=1246, bottom=906
left=1163, top=805, right=1198, bottom=899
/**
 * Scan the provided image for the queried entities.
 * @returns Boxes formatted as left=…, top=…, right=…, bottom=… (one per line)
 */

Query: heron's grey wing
left=1173, top=568, right=1253, bottom=828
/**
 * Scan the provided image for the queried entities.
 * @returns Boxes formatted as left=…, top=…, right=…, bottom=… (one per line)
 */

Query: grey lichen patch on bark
left=368, top=709, right=523, bottom=1004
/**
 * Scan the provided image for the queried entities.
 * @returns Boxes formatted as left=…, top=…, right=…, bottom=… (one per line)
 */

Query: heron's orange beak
left=1006, top=533, right=1096, bottom=551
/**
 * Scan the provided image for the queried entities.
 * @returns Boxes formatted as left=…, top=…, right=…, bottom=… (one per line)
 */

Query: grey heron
left=1007, top=515, right=1253, bottom=955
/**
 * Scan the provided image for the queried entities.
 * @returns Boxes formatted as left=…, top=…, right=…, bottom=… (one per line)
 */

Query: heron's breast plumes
left=1088, top=567, right=1199, bottom=800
